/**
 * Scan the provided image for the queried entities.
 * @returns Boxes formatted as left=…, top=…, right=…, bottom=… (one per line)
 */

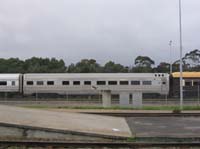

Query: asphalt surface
left=126, top=117, right=200, bottom=138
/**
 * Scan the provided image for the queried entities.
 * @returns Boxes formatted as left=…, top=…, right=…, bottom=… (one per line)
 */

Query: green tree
left=24, top=57, right=66, bottom=73
left=0, top=58, right=24, bottom=73
left=67, top=59, right=102, bottom=73
left=156, top=62, right=170, bottom=73
left=133, top=56, right=155, bottom=73
left=173, top=49, right=200, bottom=72
left=48, top=58, right=66, bottom=72
left=103, top=61, right=128, bottom=73
left=135, top=56, right=155, bottom=67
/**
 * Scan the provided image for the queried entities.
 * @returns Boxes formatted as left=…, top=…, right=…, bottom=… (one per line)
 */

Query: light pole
left=198, top=82, right=200, bottom=105
left=179, top=0, right=183, bottom=109
left=169, top=40, right=173, bottom=74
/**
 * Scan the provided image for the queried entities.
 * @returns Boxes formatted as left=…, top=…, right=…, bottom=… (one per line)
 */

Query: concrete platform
left=127, top=117, right=200, bottom=138
left=0, top=105, right=132, bottom=140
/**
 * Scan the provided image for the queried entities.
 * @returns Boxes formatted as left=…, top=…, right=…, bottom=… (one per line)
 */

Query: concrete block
left=102, top=90, right=111, bottom=107
left=119, top=92, right=130, bottom=106
left=132, top=92, right=142, bottom=108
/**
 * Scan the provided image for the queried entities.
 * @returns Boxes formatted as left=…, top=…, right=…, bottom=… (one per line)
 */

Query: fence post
left=165, top=94, right=168, bottom=105
left=4, top=92, right=7, bottom=102
left=35, top=91, right=38, bottom=102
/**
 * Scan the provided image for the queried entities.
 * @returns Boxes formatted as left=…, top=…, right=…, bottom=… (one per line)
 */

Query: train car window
left=108, top=81, right=117, bottom=85
left=131, top=81, right=140, bottom=85
left=120, top=81, right=129, bottom=85
left=73, top=81, right=80, bottom=85
left=97, top=81, right=106, bottom=85
left=193, top=82, right=200, bottom=86
left=162, top=82, right=166, bottom=85
left=84, top=81, right=91, bottom=85
left=185, top=82, right=192, bottom=86
left=12, top=81, right=15, bottom=86
left=143, top=81, right=152, bottom=85
left=37, top=81, right=44, bottom=85
left=27, top=81, right=33, bottom=85
left=47, top=81, right=54, bottom=85
left=62, top=81, right=69, bottom=85
left=0, top=81, right=7, bottom=86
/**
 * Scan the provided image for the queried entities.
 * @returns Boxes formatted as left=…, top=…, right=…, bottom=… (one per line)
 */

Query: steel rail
left=0, top=140, right=200, bottom=148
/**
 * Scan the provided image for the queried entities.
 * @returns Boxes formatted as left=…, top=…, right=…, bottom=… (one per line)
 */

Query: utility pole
left=179, top=0, right=183, bottom=110
left=198, top=82, right=200, bottom=105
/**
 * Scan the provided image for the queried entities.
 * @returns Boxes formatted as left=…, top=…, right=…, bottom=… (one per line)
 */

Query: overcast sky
left=0, top=0, right=199, bottom=66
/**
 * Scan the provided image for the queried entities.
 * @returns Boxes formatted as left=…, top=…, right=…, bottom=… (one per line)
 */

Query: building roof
left=172, top=72, right=200, bottom=78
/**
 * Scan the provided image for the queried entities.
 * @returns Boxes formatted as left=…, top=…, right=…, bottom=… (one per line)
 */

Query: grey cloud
left=0, top=0, right=199, bottom=66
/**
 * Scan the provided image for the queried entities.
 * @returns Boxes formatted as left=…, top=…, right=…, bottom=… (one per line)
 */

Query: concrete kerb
left=0, top=122, right=132, bottom=141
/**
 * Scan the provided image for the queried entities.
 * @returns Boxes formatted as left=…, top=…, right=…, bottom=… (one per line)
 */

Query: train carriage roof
left=0, top=74, right=20, bottom=79
left=24, top=73, right=169, bottom=79
left=172, top=72, right=200, bottom=78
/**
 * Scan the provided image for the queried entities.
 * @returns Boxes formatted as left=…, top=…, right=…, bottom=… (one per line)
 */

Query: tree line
left=0, top=49, right=200, bottom=73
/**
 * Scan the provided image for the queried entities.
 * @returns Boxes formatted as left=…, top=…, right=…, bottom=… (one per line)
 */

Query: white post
left=179, top=0, right=183, bottom=110
left=169, top=40, right=173, bottom=74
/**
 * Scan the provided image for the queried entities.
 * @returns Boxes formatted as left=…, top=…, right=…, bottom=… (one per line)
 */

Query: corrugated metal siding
left=172, top=72, right=200, bottom=78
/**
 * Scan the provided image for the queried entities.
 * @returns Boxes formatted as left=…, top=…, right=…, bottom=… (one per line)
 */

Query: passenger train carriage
left=0, top=73, right=169, bottom=96
left=0, top=74, right=22, bottom=93
left=0, top=72, right=199, bottom=98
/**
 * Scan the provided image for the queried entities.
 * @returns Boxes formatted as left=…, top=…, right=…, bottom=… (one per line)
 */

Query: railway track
left=0, top=140, right=200, bottom=148
left=83, top=112, right=200, bottom=117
